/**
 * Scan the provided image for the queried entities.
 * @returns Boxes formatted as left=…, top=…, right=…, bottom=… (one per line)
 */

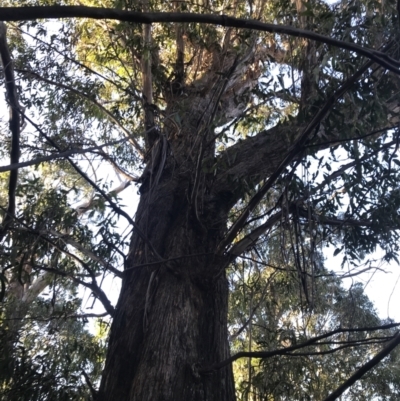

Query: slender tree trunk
left=99, top=112, right=236, bottom=400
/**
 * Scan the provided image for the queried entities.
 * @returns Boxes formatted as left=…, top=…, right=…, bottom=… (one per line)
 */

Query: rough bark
left=5, top=7, right=396, bottom=401
left=96, top=18, right=395, bottom=399
left=99, top=144, right=235, bottom=400
left=2, top=6, right=400, bottom=401
left=98, top=75, right=240, bottom=399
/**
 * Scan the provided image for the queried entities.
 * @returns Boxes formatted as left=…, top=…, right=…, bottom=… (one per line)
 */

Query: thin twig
left=323, top=332, right=400, bottom=401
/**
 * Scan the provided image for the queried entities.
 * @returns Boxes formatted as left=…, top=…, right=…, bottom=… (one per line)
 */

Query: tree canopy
left=1, top=0, right=400, bottom=400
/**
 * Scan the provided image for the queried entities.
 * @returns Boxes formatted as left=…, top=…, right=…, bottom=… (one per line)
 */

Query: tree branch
left=0, top=136, right=141, bottom=174
left=2, top=311, right=109, bottom=321
left=141, top=0, right=157, bottom=149
left=1, top=7, right=399, bottom=73
left=214, top=41, right=393, bottom=204
left=21, top=272, right=53, bottom=304
left=17, top=68, right=144, bottom=156
left=48, top=229, right=123, bottom=278
left=15, top=23, right=142, bottom=101
left=32, top=263, right=115, bottom=316
left=228, top=134, right=400, bottom=258
left=93, top=149, right=138, bottom=182
left=0, top=22, right=21, bottom=239
left=200, top=323, right=400, bottom=373
left=228, top=211, right=283, bottom=257
left=81, top=369, right=98, bottom=401
left=323, top=332, right=400, bottom=401
left=215, top=46, right=387, bottom=254
left=21, top=112, right=164, bottom=261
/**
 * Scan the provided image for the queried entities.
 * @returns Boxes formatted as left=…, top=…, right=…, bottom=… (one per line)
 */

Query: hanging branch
left=33, top=263, right=115, bottom=316
left=20, top=111, right=164, bottom=261
left=0, top=22, right=21, bottom=240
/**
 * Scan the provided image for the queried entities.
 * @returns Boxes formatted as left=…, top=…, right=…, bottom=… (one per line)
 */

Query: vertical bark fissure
left=99, top=114, right=236, bottom=400
left=99, top=24, right=270, bottom=400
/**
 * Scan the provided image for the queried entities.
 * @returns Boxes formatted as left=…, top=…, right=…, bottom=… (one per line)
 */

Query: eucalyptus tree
left=228, top=253, right=400, bottom=400
left=1, top=0, right=400, bottom=400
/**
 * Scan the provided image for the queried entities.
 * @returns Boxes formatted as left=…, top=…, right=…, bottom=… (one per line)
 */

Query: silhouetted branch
left=17, top=68, right=144, bottom=156
left=323, top=332, right=400, bottom=401
left=81, top=369, right=98, bottom=401
left=0, top=22, right=21, bottom=240
left=1, top=7, right=399, bottom=73
left=0, top=137, right=141, bottom=174
left=33, top=263, right=115, bottom=316
left=200, top=324, right=400, bottom=373
left=20, top=112, right=164, bottom=261
left=2, top=312, right=109, bottom=321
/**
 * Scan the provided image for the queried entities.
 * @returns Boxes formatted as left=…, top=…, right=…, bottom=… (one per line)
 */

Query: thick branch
left=1, top=7, right=399, bottom=73
left=214, top=40, right=391, bottom=204
left=215, top=50, right=382, bottom=253
left=21, top=273, right=53, bottom=304
left=227, top=135, right=400, bottom=259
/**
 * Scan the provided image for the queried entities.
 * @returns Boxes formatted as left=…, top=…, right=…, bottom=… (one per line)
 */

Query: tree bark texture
left=97, top=27, right=328, bottom=400
left=99, top=91, right=238, bottom=401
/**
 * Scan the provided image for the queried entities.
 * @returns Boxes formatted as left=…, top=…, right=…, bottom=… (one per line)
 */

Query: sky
left=325, top=246, right=400, bottom=322
left=1, top=18, right=399, bottom=327
left=1, top=88, right=399, bottom=325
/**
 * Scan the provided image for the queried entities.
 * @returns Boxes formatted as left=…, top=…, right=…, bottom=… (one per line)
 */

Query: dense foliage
left=1, top=0, right=400, bottom=399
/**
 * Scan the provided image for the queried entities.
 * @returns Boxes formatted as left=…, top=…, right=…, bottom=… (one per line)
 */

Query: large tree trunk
left=99, top=103, right=236, bottom=400
left=98, top=27, right=278, bottom=398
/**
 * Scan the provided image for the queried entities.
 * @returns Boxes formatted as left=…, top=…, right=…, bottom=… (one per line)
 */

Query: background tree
left=228, top=252, right=400, bottom=400
left=1, top=0, right=400, bottom=400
